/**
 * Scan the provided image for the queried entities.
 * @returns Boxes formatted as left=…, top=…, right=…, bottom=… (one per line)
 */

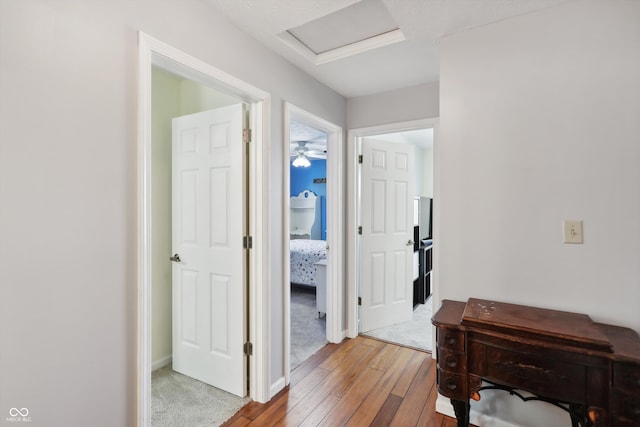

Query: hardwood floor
left=222, top=336, right=474, bottom=427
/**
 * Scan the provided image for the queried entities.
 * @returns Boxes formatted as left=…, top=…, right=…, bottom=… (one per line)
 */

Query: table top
left=460, top=297, right=613, bottom=352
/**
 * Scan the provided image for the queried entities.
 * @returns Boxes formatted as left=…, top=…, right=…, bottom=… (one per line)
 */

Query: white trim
left=138, top=34, right=153, bottom=426
left=316, top=29, right=405, bottom=65
left=248, top=100, right=272, bottom=404
left=431, top=121, right=441, bottom=353
left=283, top=105, right=292, bottom=386
left=277, top=31, right=318, bottom=64
left=150, top=44, right=266, bottom=103
left=270, top=376, right=286, bottom=399
left=346, top=118, right=439, bottom=338
left=277, top=29, right=405, bottom=65
left=283, top=103, right=344, bottom=385
left=137, top=32, right=272, bottom=427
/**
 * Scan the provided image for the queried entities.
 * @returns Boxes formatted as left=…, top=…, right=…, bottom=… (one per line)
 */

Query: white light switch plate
left=563, top=220, right=583, bottom=244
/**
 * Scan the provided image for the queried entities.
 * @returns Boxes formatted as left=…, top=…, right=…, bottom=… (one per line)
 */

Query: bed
left=290, top=239, right=327, bottom=287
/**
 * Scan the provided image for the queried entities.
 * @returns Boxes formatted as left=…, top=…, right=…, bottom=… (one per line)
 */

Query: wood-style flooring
left=222, top=335, right=475, bottom=427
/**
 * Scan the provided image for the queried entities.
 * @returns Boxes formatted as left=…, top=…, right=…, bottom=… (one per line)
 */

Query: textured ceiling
left=290, top=120, right=327, bottom=143
left=207, top=0, right=570, bottom=98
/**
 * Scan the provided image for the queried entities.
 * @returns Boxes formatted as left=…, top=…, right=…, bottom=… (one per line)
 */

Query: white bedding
left=290, top=239, right=327, bottom=286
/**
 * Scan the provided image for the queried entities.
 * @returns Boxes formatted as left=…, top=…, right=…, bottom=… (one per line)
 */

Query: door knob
left=170, top=254, right=181, bottom=263
left=406, top=240, right=415, bottom=246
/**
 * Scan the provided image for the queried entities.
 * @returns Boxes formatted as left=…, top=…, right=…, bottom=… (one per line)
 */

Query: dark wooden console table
left=432, top=298, right=640, bottom=427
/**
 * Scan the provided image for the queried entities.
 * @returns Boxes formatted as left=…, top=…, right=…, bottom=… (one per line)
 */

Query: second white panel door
left=360, top=138, right=415, bottom=333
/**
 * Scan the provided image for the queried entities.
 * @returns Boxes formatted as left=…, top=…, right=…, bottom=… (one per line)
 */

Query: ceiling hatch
left=278, top=0, right=405, bottom=65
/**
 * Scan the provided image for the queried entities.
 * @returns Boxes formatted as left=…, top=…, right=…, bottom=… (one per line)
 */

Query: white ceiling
left=207, top=0, right=570, bottom=98
left=290, top=120, right=328, bottom=143
left=289, top=119, right=328, bottom=159
left=369, top=128, right=434, bottom=149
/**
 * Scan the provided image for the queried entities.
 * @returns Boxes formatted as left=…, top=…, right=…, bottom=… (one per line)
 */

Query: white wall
left=414, top=146, right=425, bottom=197
left=151, top=67, right=181, bottom=368
left=437, top=1, right=640, bottom=426
left=0, top=1, right=345, bottom=425
left=413, top=144, right=434, bottom=199
left=347, top=81, right=439, bottom=129
left=179, top=78, right=241, bottom=116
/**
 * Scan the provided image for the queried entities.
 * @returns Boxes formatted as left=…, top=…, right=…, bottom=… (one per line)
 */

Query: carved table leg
left=587, top=407, right=607, bottom=427
left=450, top=399, right=470, bottom=427
left=569, top=403, right=586, bottom=427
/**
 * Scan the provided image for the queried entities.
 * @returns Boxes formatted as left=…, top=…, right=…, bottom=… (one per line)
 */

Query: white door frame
left=283, top=103, right=344, bottom=384
left=137, top=32, right=272, bottom=426
left=346, top=118, right=438, bottom=338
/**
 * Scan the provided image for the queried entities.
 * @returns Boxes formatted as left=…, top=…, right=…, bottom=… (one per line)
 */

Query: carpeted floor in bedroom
left=289, top=285, right=328, bottom=370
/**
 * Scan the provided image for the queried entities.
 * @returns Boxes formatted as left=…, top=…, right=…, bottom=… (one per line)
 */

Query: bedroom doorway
left=347, top=119, right=437, bottom=352
left=284, top=103, right=343, bottom=382
left=138, top=33, right=272, bottom=426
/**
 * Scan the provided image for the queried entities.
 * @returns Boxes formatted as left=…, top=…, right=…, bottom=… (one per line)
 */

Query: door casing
left=283, top=103, right=344, bottom=386
left=137, top=32, right=272, bottom=427
left=346, top=118, right=439, bottom=338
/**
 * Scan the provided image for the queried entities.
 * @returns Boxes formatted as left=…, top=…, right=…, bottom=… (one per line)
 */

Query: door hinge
left=244, top=342, right=253, bottom=356
left=243, top=129, right=252, bottom=143
left=358, top=226, right=363, bottom=235
left=358, top=297, right=362, bottom=306
left=358, top=154, right=363, bottom=164
left=243, top=235, right=253, bottom=249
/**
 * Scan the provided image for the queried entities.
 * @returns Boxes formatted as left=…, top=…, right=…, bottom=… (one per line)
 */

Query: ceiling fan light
left=292, top=154, right=311, bottom=168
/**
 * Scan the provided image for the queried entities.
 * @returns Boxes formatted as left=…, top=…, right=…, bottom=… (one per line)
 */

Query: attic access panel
left=283, top=0, right=404, bottom=63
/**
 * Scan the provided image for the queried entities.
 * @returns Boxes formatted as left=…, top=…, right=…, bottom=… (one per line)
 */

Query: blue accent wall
left=290, top=159, right=326, bottom=240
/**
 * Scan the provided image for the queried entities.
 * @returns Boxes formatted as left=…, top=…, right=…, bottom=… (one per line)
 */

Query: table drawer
left=614, top=362, right=640, bottom=393
left=437, top=328, right=465, bottom=353
left=437, top=367, right=467, bottom=400
left=437, top=347, right=467, bottom=372
left=484, top=347, right=585, bottom=403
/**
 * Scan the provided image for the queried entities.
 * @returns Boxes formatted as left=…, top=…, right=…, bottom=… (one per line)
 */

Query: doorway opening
left=138, top=32, right=272, bottom=427
left=283, top=103, right=344, bottom=384
left=288, top=121, right=328, bottom=372
left=346, top=119, right=437, bottom=352
left=151, top=70, right=248, bottom=424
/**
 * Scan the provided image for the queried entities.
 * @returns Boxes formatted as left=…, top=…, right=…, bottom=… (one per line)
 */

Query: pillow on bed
left=290, top=234, right=310, bottom=240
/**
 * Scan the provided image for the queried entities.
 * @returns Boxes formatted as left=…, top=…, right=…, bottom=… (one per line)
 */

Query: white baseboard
left=270, top=376, right=286, bottom=398
left=152, top=355, right=172, bottom=371
left=436, top=394, right=520, bottom=427
left=333, top=329, right=347, bottom=344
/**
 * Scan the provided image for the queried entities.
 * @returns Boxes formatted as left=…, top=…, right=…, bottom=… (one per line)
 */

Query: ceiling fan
left=290, top=140, right=326, bottom=167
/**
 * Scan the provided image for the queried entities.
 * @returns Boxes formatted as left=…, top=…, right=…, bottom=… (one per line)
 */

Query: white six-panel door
left=171, top=104, right=246, bottom=397
left=359, top=138, right=415, bottom=333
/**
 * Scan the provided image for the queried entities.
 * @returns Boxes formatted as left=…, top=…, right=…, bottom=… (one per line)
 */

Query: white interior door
left=171, top=104, right=246, bottom=397
left=359, top=138, right=415, bottom=333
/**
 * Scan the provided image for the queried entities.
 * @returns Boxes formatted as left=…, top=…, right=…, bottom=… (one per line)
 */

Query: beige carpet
left=151, top=287, right=327, bottom=426
left=362, top=296, right=433, bottom=351
left=152, top=366, right=250, bottom=427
